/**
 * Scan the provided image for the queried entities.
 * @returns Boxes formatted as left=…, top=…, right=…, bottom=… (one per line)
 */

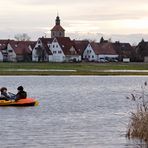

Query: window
left=92, top=55, right=94, bottom=58
left=58, top=51, right=62, bottom=54
left=53, top=51, right=57, bottom=54
left=56, top=45, right=58, bottom=48
left=53, top=45, right=55, bottom=48
left=90, top=50, right=92, bottom=53
left=9, top=50, right=13, bottom=53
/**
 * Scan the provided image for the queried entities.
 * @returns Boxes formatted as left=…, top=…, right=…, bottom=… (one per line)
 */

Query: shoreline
left=0, top=75, right=148, bottom=77
left=0, top=71, right=148, bottom=76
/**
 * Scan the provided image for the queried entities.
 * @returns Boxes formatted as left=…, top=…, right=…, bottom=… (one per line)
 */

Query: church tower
left=51, top=15, right=65, bottom=38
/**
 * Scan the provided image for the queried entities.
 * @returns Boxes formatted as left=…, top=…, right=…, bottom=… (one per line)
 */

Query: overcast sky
left=0, top=0, right=148, bottom=44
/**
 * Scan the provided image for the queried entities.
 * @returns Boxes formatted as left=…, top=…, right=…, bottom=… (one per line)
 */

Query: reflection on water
left=0, top=76, right=148, bottom=148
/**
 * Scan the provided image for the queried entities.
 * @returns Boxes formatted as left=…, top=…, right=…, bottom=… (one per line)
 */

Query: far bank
left=0, top=62, right=148, bottom=75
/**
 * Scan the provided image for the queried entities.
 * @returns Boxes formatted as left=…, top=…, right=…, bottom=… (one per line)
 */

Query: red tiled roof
left=51, top=25, right=65, bottom=31
left=89, top=42, right=118, bottom=55
left=39, top=38, right=53, bottom=46
left=113, top=42, right=134, bottom=57
left=90, top=42, right=102, bottom=55
left=29, top=41, right=37, bottom=50
left=100, top=43, right=118, bottom=55
left=137, top=42, right=148, bottom=56
left=9, top=41, right=33, bottom=55
left=56, top=37, right=78, bottom=55
left=0, top=39, right=13, bottom=50
left=0, top=40, right=11, bottom=44
left=73, top=40, right=89, bottom=54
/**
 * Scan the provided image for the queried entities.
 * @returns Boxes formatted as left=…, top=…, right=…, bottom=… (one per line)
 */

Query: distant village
left=0, top=15, right=148, bottom=63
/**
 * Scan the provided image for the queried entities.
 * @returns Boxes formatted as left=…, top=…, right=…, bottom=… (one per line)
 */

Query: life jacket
left=20, top=91, right=27, bottom=99
left=16, top=91, right=27, bottom=99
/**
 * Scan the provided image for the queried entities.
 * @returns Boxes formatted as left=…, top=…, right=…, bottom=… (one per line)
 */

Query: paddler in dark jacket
left=15, top=86, right=27, bottom=101
left=0, top=87, right=10, bottom=101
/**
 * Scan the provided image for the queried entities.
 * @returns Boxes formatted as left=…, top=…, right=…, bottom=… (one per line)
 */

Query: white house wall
left=0, top=52, right=3, bottom=61
left=32, top=49, right=38, bottom=62
left=32, top=39, right=42, bottom=62
left=83, top=44, right=97, bottom=61
left=77, top=55, right=81, bottom=61
left=7, top=44, right=17, bottom=62
left=49, top=55, right=53, bottom=62
left=50, top=40, right=65, bottom=62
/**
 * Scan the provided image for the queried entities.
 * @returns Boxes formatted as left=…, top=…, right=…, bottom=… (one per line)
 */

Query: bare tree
left=14, top=33, right=31, bottom=41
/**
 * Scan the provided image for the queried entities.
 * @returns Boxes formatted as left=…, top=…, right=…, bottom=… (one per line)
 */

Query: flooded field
left=0, top=76, right=147, bottom=148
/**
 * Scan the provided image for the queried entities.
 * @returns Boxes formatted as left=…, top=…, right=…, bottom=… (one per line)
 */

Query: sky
left=0, top=0, right=148, bottom=44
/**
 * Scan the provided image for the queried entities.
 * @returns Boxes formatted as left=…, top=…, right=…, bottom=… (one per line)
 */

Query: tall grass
left=127, top=82, right=148, bottom=142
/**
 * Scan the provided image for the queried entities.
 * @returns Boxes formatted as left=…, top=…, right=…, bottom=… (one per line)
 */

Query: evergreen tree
left=100, top=37, right=104, bottom=43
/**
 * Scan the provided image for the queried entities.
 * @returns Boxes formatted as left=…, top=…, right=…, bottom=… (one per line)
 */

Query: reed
left=127, top=82, right=148, bottom=142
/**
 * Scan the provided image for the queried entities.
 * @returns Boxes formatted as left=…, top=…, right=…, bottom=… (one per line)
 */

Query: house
left=50, top=37, right=81, bottom=62
left=0, top=50, right=3, bottom=62
left=7, top=41, right=36, bottom=62
left=73, top=40, right=89, bottom=60
left=98, top=42, right=119, bottom=61
left=83, top=42, right=100, bottom=61
left=32, top=37, right=81, bottom=62
left=113, top=42, right=135, bottom=62
left=135, top=40, right=148, bottom=62
left=83, top=42, right=118, bottom=62
left=0, top=40, right=12, bottom=61
left=32, top=37, right=53, bottom=62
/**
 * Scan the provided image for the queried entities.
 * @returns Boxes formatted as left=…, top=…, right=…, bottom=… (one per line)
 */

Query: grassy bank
left=0, top=62, right=148, bottom=75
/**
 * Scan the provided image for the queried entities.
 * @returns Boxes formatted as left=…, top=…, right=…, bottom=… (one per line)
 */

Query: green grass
left=0, top=62, right=148, bottom=75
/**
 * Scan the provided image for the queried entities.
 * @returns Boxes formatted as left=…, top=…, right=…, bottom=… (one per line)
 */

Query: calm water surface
left=0, top=76, right=148, bottom=148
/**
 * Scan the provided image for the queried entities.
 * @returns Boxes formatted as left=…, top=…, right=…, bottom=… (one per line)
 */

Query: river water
left=0, top=76, right=147, bottom=148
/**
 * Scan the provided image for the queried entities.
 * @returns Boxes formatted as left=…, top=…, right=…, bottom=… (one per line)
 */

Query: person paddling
left=15, top=86, right=27, bottom=101
left=0, top=87, right=10, bottom=101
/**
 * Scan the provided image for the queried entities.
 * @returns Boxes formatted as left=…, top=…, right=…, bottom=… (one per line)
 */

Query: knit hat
left=17, top=86, right=24, bottom=91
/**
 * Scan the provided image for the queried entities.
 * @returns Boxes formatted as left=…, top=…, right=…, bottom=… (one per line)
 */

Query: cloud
left=0, top=0, right=148, bottom=43
left=9, top=0, right=148, bottom=6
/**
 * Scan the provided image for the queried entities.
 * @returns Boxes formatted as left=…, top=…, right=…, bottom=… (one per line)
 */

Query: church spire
left=51, top=14, right=65, bottom=38
left=56, top=14, right=60, bottom=25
